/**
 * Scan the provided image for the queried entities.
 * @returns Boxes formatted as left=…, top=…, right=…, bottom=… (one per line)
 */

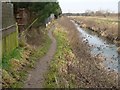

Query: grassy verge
left=2, top=27, right=51, bottom=88
left=44, top=24, right=77, bottom=88
left=2, top=46, right=30, bottom=88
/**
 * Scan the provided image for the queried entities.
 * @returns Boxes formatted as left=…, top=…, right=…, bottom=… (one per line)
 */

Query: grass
left=2, top=47, right=26, bottom=88
left=44, top=24, right=77, bottom=88
left=2, top=47, right=23, bottom=70
left=2, top=27, right=52, bottom=88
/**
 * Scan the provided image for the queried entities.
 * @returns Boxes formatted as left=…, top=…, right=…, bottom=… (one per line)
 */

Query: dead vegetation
left=2, top=45, right=32, bottom=88
left=26, top=26, right=46, bottom=47
left=55, top=16, right=118, bottom=88
left=70, top=16, right=118, bottom=42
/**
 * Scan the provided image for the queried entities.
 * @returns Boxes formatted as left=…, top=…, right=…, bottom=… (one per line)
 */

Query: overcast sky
left=58, top=0, right=119, bottom=13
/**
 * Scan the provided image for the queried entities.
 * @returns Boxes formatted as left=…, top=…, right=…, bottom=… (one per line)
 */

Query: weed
left=44, top=24, right=77, bottom=88
left=2, top=47, right=23, bottom=70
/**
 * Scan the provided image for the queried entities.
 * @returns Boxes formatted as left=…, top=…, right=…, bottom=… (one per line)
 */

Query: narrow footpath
left=24, top=26, right=56, bottom=88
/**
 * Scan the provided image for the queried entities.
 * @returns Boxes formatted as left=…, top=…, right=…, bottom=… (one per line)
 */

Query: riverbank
left=45, top=17, right=118, bottom=88
left=69, top=16, right=120, bottom=53
left=72, top=20, right=118, bottom=72
left=70, top=16, right=118, bottom=42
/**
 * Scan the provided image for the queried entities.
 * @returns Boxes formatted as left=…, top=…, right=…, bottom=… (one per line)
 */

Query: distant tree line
left=84, top=10, right=117, bottom=17
left=63, top=10, right=117, bottom=17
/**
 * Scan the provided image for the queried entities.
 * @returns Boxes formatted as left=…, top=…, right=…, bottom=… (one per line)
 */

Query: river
left=71, top=20, right=119, bottom=72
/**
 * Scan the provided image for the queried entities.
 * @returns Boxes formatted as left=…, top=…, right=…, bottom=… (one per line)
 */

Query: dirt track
left=24, top=26, right=56, bottom=88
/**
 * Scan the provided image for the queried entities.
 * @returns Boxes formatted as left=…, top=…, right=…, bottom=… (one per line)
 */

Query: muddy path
left=24, top=26, right=56, bottom=88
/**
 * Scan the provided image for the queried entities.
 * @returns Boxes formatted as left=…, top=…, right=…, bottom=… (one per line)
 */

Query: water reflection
left=72, top=20, right=118, bottom=72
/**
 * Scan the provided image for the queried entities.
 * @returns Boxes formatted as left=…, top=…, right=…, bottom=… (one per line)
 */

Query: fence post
left=16, top=23, right=19, bottom=48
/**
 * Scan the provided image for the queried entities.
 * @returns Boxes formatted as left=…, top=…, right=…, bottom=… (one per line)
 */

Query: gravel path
left=24, top=26, right=56, bottom=88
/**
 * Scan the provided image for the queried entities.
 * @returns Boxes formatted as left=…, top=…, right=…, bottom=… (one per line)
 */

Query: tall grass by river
left=70, top=16, right=118, bottom=42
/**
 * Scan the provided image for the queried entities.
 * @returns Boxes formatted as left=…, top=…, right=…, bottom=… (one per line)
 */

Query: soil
left=24, top=25, right=56, bottom=88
